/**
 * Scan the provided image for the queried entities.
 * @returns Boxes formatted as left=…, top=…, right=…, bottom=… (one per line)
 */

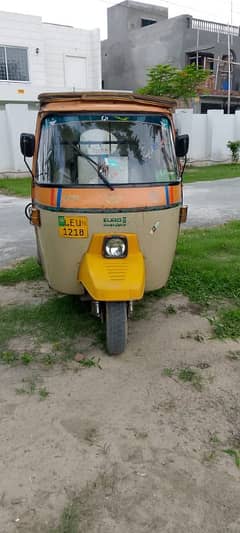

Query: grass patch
left=178, top=367, right=203, bottom=391
left=162, top=367, right=174, bottom=377
left=16, top=377, right=49, bottom=399
left=0, top=177, right=31, bottom=197
left=223, top=449, right=240, bottom=468
left=39, top=387, right=50, bottom=399
left=0, top=350, right=19, bottom=364
left=0, top=350, right=34, bottom=366
left=77, top=356, right=102, bottom=368
left=0, top=257, right=43, bottom=285
left=0, top=296, right=104, bottom=359
left=21, top=352, right=34, bottom=365
left=157, top=221, right=240, bottom=306
left=162, top=365, right=204, bottom=391
left=153, top=221, right=240, bottom=340
left=49, top=501, right=80, bottom=533
left=184, top=163, right=240, bottom=183
left=212, top=308, right=240, bottom=339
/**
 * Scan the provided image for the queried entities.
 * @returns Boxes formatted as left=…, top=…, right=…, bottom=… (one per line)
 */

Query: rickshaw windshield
left=36, top=114, right=179, bottom=186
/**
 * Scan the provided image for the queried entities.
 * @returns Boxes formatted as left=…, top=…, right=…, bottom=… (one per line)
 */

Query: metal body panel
left=36, top=206, right=180, bottom=294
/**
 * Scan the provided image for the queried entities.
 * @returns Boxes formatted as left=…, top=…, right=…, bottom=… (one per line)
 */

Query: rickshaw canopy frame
left=38, top=91, right=176, bottom=111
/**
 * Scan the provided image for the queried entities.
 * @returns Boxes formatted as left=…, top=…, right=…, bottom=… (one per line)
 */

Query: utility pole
left=196, top=29, right=199, bottom=69
left=215, top=56, right=220, bottom=90
left=227, top=32, right=231, bottom=114
left=227, top=0, right=233, bottom=114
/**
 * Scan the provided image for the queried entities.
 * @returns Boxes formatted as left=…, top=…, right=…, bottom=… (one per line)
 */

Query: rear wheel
left=105, top=302, right=128, bottom=355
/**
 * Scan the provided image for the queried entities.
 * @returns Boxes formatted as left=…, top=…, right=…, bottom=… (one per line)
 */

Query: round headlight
left=104, top=237, right=127, bottom=258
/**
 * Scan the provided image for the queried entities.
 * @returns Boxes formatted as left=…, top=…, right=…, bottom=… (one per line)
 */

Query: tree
left=138, top=64, right=210, bottom=101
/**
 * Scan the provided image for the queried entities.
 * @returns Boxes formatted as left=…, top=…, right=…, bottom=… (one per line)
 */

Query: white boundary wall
left=0, top=103, right=38, bottom=173
left=175, top=109, right=240, bottom=163
left=2, top=106, right=240, bottom=173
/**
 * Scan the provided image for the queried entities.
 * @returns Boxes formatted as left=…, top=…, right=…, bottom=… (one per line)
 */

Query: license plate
left=58, top=216, right=88, bottom=238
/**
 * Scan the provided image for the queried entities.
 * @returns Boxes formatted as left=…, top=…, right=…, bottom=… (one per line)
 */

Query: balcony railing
left=192, top=18, right=239, bottom=37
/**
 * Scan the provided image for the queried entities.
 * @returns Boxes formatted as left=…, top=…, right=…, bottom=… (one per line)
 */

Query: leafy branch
left=138, top=64, right=210, bottom=101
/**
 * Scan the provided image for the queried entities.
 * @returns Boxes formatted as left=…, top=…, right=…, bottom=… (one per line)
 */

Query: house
left=0, top=10, right=101, bottom=100
left=102, top=0, right=240, bottom=113
left=0, top=10, right=101, bottom=172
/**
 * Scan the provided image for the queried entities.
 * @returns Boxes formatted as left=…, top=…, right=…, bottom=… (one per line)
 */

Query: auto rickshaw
left=20, top=91, right=189, bottom=355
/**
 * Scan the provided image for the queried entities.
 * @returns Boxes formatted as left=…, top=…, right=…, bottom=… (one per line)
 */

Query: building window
left=186, top=52, right=214, bottom=71
left=0, top=46, right=29, bottom=81
left=141, top=18, right=156, bottom=27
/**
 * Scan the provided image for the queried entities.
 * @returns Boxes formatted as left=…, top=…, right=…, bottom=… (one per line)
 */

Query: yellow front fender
left=78, top=233, right=145, bottom=301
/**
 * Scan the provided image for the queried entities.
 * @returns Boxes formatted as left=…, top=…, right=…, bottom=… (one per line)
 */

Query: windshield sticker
left=115, top=116, right=129, bottom=121
left=44, top=114, right=170, bottom=126
left=103, top=216, right=127, bottom=228
left=161, top=117, right=170, bottom=128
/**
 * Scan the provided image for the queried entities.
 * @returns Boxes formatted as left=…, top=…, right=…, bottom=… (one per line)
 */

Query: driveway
left=0, top=177, right=240, bottom=267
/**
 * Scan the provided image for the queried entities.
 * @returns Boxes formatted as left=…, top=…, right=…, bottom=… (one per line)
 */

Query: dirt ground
left=1, top=288, right=240, bottom=532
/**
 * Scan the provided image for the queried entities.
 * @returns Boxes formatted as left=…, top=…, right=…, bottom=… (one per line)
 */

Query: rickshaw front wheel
left=105, top=302, right=128, bottom=356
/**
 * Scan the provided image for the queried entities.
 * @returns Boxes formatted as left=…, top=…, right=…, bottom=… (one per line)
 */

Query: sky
left=0, top=0, right=239, bottom=39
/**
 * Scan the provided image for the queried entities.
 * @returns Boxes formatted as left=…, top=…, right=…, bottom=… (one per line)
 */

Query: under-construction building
left=102, top=0, right=240, bottom=113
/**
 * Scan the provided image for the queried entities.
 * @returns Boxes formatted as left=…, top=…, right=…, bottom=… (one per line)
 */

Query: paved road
left=0, top=177, right=240, bottom=267
left=0, top=195, right=36, bottom=268
left=184, top=177, right=240, bottom=228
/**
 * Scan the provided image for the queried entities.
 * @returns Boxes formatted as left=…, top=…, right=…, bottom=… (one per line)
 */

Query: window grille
left=0, top=46, right=29, bottom=81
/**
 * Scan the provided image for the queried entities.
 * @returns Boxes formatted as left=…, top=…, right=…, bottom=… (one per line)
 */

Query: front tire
left=105, top=302, right=128, bottom=355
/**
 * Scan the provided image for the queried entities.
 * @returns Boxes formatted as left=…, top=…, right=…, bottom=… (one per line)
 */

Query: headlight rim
left=103, top=235, right=128, bottom=259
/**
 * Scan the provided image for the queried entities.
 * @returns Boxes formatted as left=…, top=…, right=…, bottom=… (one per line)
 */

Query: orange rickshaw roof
left=38, top=91, right=176, bottom=110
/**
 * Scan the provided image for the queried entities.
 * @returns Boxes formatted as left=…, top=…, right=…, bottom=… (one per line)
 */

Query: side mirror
left=175, top=134, right=189, bottom=158
left=20, top=133, right=35, bottom=158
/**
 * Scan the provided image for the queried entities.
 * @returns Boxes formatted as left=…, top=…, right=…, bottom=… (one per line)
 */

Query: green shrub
left=227, top=140, right=240, bottom=163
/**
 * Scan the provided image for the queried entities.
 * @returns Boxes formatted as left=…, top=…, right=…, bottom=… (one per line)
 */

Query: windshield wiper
left=72, top=144, right=114, bottom=191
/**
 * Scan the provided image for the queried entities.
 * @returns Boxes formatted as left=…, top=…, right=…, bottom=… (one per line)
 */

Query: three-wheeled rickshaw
left=20, top=91, right=189, bottom=355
